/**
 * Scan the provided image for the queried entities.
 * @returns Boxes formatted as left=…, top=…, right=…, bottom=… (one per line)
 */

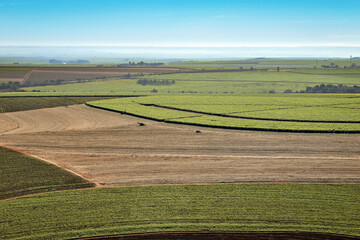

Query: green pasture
left=88, top=94, right=360, bottom=132
left=0, top=147, right=94, bottom=200
left=20, top=69, right=360, bottom=95
left=0, top=96, right=120, bottom=113
left=1, top=184, right=359, bottom=239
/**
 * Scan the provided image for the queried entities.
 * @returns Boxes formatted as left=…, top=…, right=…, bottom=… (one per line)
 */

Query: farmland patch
left=0, top=96, right=118, bottom=113
left=1, top=184, right=359, bottom=239
left=0, top=146, right=94, bottom=200
left=88, top=94, right=360, bottom=132
left=22, top=69, right=360, bottom=94
left=0, top=105, right=359, bottom=186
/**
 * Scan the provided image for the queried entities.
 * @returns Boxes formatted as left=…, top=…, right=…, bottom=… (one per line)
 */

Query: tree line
left=0, top=79, right=67, bottom=92
left=305, top=84, right=360, bottom=93
left=137, top=79, right=175, bottom=86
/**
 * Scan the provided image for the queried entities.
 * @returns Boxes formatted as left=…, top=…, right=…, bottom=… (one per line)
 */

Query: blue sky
left=0, top=0, right=360, bottom=57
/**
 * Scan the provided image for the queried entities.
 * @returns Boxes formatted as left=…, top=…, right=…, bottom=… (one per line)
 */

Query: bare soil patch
left=0, top=104, right=359, bottom=186
left=78, top=232, right=360, bottom=240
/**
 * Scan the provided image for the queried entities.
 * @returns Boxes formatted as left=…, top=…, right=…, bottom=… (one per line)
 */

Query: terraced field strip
left=87, top=94, right=360, bottom=133
left=1, top=184, right=359, bottom=239
left=0, top=146, right=94, bottom=200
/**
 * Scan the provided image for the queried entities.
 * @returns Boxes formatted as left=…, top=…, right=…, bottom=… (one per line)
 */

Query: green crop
left=1, top=184, right=359, bottom=239
left=19, top=68, right=360, bottom=95
left=88, top=94, right=360, bottom=133
left=0, top=147, right=94, bottom=200
left=0, top=96, right=121, bottom=113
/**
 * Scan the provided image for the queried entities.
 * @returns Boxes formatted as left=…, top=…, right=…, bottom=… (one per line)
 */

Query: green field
left=20, top=68, right=360, bottom=95
left=0, top=96, right=122, bottom=113
left=168, top=59, right=360, bottom=70
left=0, top=147, right=94, bottom=200
left=1, top=184, right=359, bottom=239
left=87, top=94, right=360, bottom=132
left=1, top=62, right=360, bottom=239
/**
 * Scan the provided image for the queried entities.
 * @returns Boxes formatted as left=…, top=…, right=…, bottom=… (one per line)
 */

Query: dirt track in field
left=0, top=104, right=359, bottom=186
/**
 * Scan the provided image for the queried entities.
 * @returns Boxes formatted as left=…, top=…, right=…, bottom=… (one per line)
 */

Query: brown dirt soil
left=0, top=104, right=359, bottom=186
left=77, top=232, right=360, bottom=240
left=0, top=114, right=18, bottom=133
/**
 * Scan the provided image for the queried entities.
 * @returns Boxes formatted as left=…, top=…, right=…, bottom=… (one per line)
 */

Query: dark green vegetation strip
left=77, top=232, right=360, bottom=240
left=0, top=146, right=94, bottom=200
left=0, top=96, right=123, bottom=113
left=1, top=184, right=359, bottom=239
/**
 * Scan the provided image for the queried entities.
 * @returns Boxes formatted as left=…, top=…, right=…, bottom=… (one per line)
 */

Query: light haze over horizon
left=1, top=0, right=360, bottom=58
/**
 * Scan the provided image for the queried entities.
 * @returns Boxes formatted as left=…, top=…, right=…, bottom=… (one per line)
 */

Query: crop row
left=1, top=184, right=359, bottom=239
left=0, top=147, right=94, bottom=200
left=0, top=96, right=118, bottom=113
left=88, top=95, right=360, bottom=132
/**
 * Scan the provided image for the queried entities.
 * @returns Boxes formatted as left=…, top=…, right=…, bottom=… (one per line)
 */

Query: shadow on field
left=78, top=232, right=360, bottom=240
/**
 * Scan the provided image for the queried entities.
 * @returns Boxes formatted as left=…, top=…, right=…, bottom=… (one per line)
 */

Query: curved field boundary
left=77, top=231, right=360, bottom=240
left=139, top=103, right=360, bottom=124
left=85, top=103, right=360, bottom=134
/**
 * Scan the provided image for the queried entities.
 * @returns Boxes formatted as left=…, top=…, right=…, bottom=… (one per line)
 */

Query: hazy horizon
left=1, top=0, right=359, bottom=58
left=1, top=46, right=359, bottom=59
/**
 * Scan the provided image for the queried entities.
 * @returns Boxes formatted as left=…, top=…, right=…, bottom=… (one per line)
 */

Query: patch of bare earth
left=0, top=104, right=359, bottom=186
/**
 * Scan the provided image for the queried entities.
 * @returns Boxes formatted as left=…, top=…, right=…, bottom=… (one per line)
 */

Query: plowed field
left=0, top=104, right=359, bottom=186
